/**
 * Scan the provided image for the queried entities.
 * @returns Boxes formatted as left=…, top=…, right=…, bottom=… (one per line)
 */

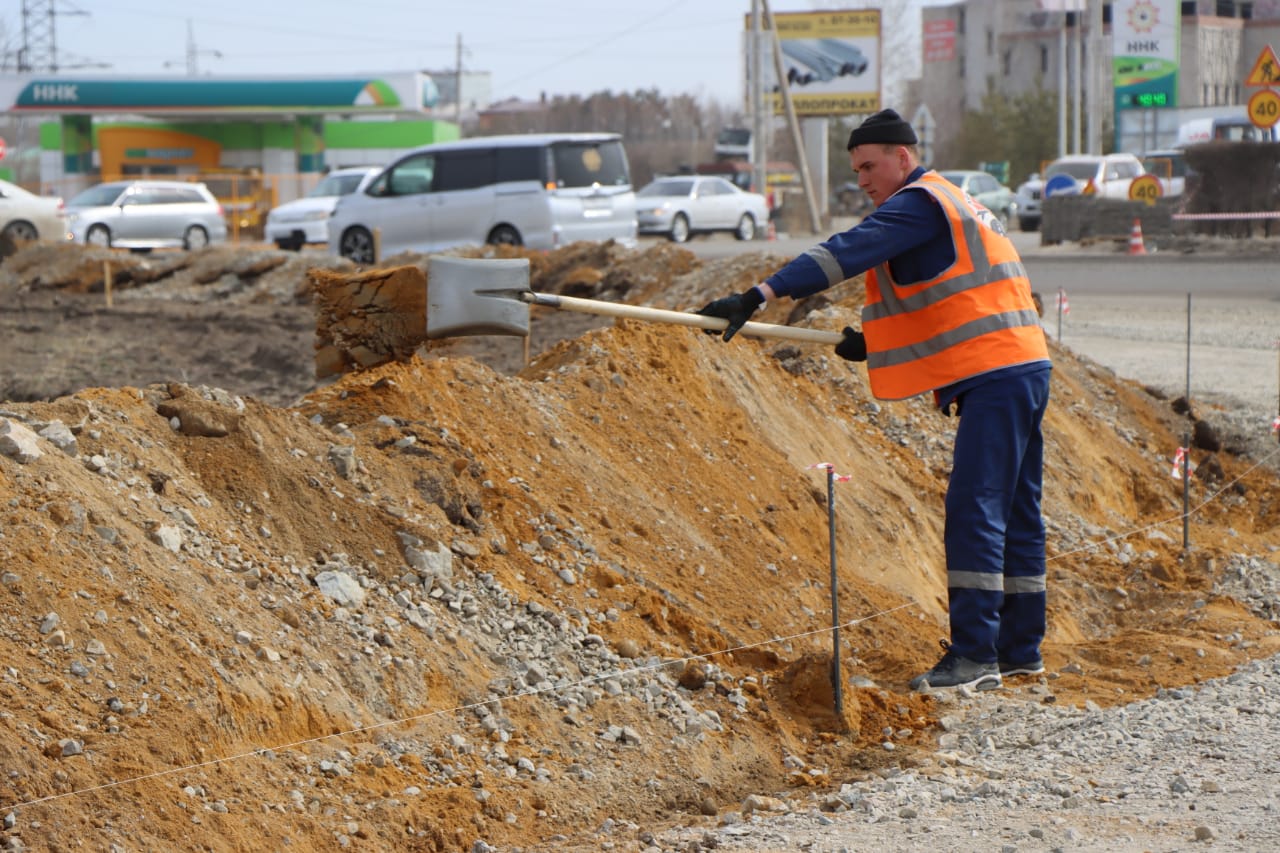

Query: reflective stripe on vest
left=862, top=173, right=1048, bottom=401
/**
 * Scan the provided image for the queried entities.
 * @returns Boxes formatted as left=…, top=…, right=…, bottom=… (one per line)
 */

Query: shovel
left=426, top=255, right=844, bottom=345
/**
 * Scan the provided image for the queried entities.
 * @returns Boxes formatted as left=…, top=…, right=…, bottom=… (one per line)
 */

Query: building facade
left=916, top=0, right=1280, bottom=161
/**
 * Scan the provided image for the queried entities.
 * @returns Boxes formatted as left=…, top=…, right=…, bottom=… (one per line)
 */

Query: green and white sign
left=3, top=73, right=439, bottom=115
left=1113, top=0, right=1180, bottom=110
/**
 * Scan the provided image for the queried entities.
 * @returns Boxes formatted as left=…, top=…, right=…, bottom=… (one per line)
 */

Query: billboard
left=1112, top=0, right=1180, bottom=111
left=747, top=10, right=881, bottom=116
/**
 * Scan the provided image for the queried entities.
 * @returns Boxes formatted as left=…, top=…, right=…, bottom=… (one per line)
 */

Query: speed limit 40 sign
left=1248, top=89, right=1280, bottom=129
left=1129, top=174, right=1163, bottom=206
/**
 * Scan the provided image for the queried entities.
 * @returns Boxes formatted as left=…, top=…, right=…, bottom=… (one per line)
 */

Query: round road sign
left=1043, top=173, right=1079, bottom=198
left=1129, top=174, right=1163, bottom=206
left=1248, top=88, right=1280, bottom=129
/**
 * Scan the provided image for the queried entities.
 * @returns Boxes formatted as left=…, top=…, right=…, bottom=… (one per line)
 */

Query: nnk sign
left=1113, top=0, right=1180, bottom=111
left=30, top=83, right=79, bottom=103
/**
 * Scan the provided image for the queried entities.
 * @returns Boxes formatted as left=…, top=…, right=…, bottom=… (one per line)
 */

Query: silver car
left=636, top=175, right=770, bottom=243
left=937, top=170, right=1018, bottom=228
left=0, top=178, right=69, bottom=245
left=66, top=180, right=228, bottom=251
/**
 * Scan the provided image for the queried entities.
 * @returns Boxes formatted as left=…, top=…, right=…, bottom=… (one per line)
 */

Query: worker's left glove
left=834, top=327, right=867, bottom=362
left=697, top=287, right=764, bottom=343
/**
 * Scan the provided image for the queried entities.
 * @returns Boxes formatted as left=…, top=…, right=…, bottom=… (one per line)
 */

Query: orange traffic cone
left=1127, top=218, right=1147, bottom=255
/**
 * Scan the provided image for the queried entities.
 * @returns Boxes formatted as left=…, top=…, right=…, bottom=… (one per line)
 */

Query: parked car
left=1014, top=172, right=1043, bottom=231
left=265, top=166, right=379, bottom=251
left=1139, top=149, right=1191, bottom=198
left=937, top=170, right=1018, bottom=227
left=0, top=179, right=69, bottom=245
left=1040, top=153, right=1145, bottom=200
left=66, top=180, right=227, bottom=251
left=330, top=133, right=637, bottom=263
left=635, top=175, right=769, bottom=243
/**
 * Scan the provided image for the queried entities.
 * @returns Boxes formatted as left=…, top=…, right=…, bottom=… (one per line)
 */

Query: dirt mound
left=2, top=240, right=1279, bottom=852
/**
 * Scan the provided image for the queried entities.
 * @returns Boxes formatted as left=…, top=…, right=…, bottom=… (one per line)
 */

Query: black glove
left=834, top=326, right=867, bottom=362
left=697, top=288, right=764, bottom=342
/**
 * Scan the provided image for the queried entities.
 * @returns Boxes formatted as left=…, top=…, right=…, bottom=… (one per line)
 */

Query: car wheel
left=669, top=213, right=690, bottom=243
left=486, top=225, right=522, bottom=246
left=734, top=214, right=756, bottom=241
left=997, top=207, right=1011, bottom=229
left=183, top=225, right=209, bottom=251
left=338, top=227, right=375, bottom=264
left=2, top=221, right=38, bottom=243
left=86, top=224, right=112, bottom=248
left=276, top=238, right=302, bottom=252
left=1018, top=217, right=1039, bottom=233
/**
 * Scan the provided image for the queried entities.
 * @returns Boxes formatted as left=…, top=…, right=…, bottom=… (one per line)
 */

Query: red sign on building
left=924, top=19, right=956, bottom=63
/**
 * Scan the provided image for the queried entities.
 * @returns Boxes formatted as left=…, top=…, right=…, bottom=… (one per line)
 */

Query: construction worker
left=697, top=108, right=1051, bottom=692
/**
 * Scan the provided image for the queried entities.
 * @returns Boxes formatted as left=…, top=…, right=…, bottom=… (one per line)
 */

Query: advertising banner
left=1113, top=0, right=1180, bottom=111
left=748, top=10, right=881, bottom=117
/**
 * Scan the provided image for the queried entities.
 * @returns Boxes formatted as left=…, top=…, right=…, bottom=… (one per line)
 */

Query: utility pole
left=750, top=0, right=767, bottom=206
left=165, top=20, right=221, bottom=76
left=1087, top=0, right=1104, bottom=154
left=1072, top=6, right=1083, bottom=154
left=1057, top=12, right=1067, bottom=157
left=455, top=34, right=463, bottom=125
left=18, top=0, right=89, bottom=73
left=762, top=0, right=820, bottom=234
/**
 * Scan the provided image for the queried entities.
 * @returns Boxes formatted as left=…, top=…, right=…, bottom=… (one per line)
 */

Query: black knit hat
left=846, top=109, right=919, bottom=150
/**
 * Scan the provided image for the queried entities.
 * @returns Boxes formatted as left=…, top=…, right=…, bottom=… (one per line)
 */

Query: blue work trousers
left=943, top=366, right=1051, bottom=664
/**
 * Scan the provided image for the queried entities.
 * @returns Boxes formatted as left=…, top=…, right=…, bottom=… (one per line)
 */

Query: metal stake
left=1182, top=292, right=1191, bottom=551
left=825, top=466, right=843, bottom=719
left=1056, top=288, right=1064, bottom=343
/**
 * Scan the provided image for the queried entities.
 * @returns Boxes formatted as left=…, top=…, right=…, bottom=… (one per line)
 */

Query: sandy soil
left=2, top=238, right=1279, bottom=852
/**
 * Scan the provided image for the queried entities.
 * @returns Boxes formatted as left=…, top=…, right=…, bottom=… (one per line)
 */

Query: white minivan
left=329, top=133, right=638, bottom=263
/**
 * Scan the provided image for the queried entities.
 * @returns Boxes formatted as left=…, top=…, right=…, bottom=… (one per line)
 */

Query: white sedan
left=265, top=166, right=379, bottom=251
left=636, top=175, right=769, bottom=243
left=0, top=179, right=69, bottom=245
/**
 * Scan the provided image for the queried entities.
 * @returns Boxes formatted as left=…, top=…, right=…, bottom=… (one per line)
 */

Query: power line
left=17, top=0, right=104, bottom=73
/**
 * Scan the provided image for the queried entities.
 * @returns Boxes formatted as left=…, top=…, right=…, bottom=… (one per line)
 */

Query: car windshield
left=309, top=172, right=369, bottom=197
left=938, top=172, right=967, bottom=186
left=1046, top=162, right=1099, bottom=181
left=638, top=179, right=695, bottom=198
left=69, top=184, right=127, bottom=206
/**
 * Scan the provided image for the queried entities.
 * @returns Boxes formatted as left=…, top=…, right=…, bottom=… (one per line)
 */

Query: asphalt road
left=657, top=227, right=1280, bottom=423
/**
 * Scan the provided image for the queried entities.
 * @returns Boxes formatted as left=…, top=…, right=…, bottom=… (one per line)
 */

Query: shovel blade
left=427, top=256, right=531, bottom=339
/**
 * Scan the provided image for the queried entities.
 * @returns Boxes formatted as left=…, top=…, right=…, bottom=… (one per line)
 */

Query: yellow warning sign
left=1245, top=44, right=1280, bottom=87
left=1128, top=175, right=1163, bottom=206
left=1248, top=89, right=1280, bottom=129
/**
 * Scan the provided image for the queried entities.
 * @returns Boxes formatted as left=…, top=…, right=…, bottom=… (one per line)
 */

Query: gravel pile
left=656, top=648, right=1280, bottom=852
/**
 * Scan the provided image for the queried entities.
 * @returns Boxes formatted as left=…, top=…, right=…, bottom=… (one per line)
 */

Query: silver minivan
left=328, top=133, right=638, bottom=263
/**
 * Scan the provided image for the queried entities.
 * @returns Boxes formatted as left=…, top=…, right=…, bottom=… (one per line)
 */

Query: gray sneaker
left=999, top=658, right=1045, bottom=676
left=910, top=642, right=1001, bottom=692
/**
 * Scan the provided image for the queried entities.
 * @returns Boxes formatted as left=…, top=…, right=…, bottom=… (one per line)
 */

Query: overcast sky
left=4, top=1, right=934, bottom=107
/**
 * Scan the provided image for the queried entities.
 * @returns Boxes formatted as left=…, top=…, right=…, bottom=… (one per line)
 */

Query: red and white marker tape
left=1170, top=447, right=1196, bottom=479
left=1272, top=415, right=1280, bottom=434
left=1056, top=288, right=1069, bottom=315
left=808, top=462, right=852, bottom=482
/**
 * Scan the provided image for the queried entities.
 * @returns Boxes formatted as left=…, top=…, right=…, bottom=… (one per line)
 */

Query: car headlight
left=303, top=210, right=329, bottom=221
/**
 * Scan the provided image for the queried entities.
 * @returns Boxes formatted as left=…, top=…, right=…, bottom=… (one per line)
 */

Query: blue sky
left=4, top=1, right=933, bottom=107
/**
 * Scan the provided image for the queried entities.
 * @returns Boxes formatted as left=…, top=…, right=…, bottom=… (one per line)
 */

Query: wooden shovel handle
left=522, top=292, right=845, bottom=346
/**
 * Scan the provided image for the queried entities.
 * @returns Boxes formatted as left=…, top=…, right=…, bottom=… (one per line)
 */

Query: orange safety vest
left=862, top=172, right=1048, bottom=401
